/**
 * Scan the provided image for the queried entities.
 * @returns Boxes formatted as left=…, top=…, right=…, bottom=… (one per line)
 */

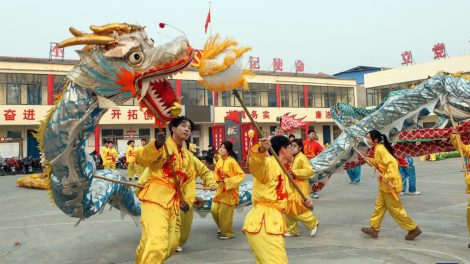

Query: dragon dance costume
left=243, top=144, right=293, bottom=264
left=449, top=134, right=470, bottom=238
left=103, top=146, right=118, bottom=169
left=126, top=145, right=138, bottom=180
left=211, top=156, right=245, bottom=238
left=285, top=151, right=319, bottom=236
left=134, top=138, right=196, bottom=264
left=365, top=144, right=418, bottom=233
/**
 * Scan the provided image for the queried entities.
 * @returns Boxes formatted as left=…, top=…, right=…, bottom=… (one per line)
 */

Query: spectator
left=206, top=145, right=215, bottom=165
left=399, top=156, right=421, bottom=195
left=303, top=130, right=324, bottom=199
left=288, top=134, right=295, bottom=142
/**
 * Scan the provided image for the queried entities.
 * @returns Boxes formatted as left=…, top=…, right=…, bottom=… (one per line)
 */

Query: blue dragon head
left=59, top=23, right=195, bottom=127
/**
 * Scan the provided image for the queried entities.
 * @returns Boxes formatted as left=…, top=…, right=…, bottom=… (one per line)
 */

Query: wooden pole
left=93, top=175, right=144, bottom=189
left=351, top=146, right=399, bottom=201
left=446, top=104, right=469, bottom=175
left=232, top=90, right=308, bottom=201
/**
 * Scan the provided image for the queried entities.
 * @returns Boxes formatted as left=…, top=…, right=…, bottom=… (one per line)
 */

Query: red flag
left=205, top=9, right=211, bottom=34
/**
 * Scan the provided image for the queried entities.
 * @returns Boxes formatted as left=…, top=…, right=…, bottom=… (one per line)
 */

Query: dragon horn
left=58, top=35, right=116, bottom=48
left=90, top=23, right=139, bottom=35
left=69, top=27, right=86, bottom=37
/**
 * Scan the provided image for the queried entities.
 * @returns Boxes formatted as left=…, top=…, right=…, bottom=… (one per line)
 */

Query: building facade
left=0, top=57, right=357, bottom=160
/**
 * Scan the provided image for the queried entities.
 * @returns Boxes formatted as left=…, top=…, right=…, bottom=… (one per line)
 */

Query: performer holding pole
left=196, top=35, right=312, bottom=262
left=134, top=116, right=197, bottom=264
left=360, top=130, right=422, bottom=240
left=285, top=139, right=319, bottom=237
left=446, top=104, right=470, bottom=248
left=244, top=136, right=313, bottom=263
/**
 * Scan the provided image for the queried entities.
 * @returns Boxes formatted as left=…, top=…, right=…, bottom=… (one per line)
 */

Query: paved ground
left=1, top=158, right=469, bottom=264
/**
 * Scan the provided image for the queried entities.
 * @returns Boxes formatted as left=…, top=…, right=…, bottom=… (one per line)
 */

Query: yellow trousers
left=370, top=191, right=417, bottom=231
left=136, top=164, right=143, bottom=176
left=286, top=210, right=319, bottom=235
left=179, top=206, right=194, bottom=246
left=245, top=227, right=288, bottom=264
left=135, top=202, right=179, bottom=264
left=211, top=202, right=235, bottom=237
left=127, top=162, right=138, bottom=179
left=104, top=162, right=116, bottom=169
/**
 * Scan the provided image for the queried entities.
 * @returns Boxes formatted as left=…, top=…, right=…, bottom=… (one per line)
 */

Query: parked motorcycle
left=4, top=158, right=21, bottom=175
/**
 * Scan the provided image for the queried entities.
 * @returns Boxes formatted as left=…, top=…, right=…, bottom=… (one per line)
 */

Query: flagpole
left=209, top=1, right=212, bottom=35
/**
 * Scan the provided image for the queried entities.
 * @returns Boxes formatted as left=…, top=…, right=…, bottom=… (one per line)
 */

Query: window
left=268, top=85, right=277, bottom=107
left=139, top=129, right=150, bottom=138
left=280, top=84, right=304, bottom=107
left=102, top=129, right=123, bottom=137
left=308, top=86, right=354, bottom=108
left=7, top=130, right=21, bottom=138
left=6, top=83, right=20, bottom=105
left=27, top=84, right=42, bottom=105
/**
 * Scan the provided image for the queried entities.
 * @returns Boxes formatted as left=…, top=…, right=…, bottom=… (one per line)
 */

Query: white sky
left=2, top=0, right=469, bottom=74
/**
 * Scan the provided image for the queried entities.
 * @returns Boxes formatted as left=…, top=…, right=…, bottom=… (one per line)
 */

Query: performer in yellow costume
left=211, top=141, right=245, bottom=239
left=449, top=130, right=470, bottom=248
left=243, top=136, right=313, bottom=264
left=100, top=141, right=109, bottom=165
left=177, top=152, right=217, bottom=252
left=103, top=141, right=118, bottom=169
left=285, top=139, right=319, bottom=237
left=361, top=129, right=422, bottom=240
left=134, top=116, right=196, bottom=264
left=135, top=138, right=146, bottom=177
left=126, top=140, right=138, bottom=181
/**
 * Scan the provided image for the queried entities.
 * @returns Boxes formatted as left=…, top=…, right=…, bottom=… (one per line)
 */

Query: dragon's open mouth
left=134, top=47, right=195, bottom=126
left=138, top=77, right=180, bottom=121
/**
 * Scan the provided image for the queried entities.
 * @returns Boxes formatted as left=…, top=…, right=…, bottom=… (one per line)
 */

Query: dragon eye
left=128, top=51, right=144, bottom=65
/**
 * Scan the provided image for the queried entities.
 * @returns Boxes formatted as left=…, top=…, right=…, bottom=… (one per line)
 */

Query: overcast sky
left=2, top=0, right=469, bottom=74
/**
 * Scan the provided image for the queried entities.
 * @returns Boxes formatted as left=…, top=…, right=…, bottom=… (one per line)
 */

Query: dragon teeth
left=140, top=79, right=151, bottom=100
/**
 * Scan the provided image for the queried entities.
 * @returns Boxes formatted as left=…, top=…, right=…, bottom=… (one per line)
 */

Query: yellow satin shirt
left=136, top=138, right=196, bottom=208
left=103, top=147, right=118, bottom=163
left=126, top=146, right=137, bottom=163
left=193, top=156, right=217, bottom=187
left=450, top=133, right=470, bottom=193
left=286, top=152, right=313, bottom=216
left=214, top=156, right=245, bottom=205
left=367, top=144, right=402, bottom=193
left=243, top=144, right=293, bottom=235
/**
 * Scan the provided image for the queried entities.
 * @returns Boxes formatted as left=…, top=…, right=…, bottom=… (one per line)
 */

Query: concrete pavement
left=0, top=158, right=469, bottom=263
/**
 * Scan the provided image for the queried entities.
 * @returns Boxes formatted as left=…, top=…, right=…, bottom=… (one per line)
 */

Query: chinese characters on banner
left=2, top=109, right=37, bottom=121
left=49, top=42, right=65, bottom=60
left=401, top=51, right=414, bottom=66
left=248, top=56, right=260, bottom=70
left=432, top=43, right=447, bottom=60
left=0, top=106, right=156, bottom=124
left=222, top=109, right=332, bottom=123
left=295, top=60, right=304, bottom=73
left=273, top=58, right=283, bottom=72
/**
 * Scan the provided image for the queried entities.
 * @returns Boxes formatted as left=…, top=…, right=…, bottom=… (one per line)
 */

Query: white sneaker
left=409, top=191, right=421, bottom=195
left=310, top=224, right=319, bottom=237
left=176, top=246, right=183, bottom=252
left=284, top=232, right=298, bottom=237
left=218, top=235, right=235, bottom=240
left=399, top=192, right=404, bottom=195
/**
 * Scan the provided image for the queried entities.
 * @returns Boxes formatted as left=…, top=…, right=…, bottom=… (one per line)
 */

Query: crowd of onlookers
left=0, top=154, right=43, bottom=175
